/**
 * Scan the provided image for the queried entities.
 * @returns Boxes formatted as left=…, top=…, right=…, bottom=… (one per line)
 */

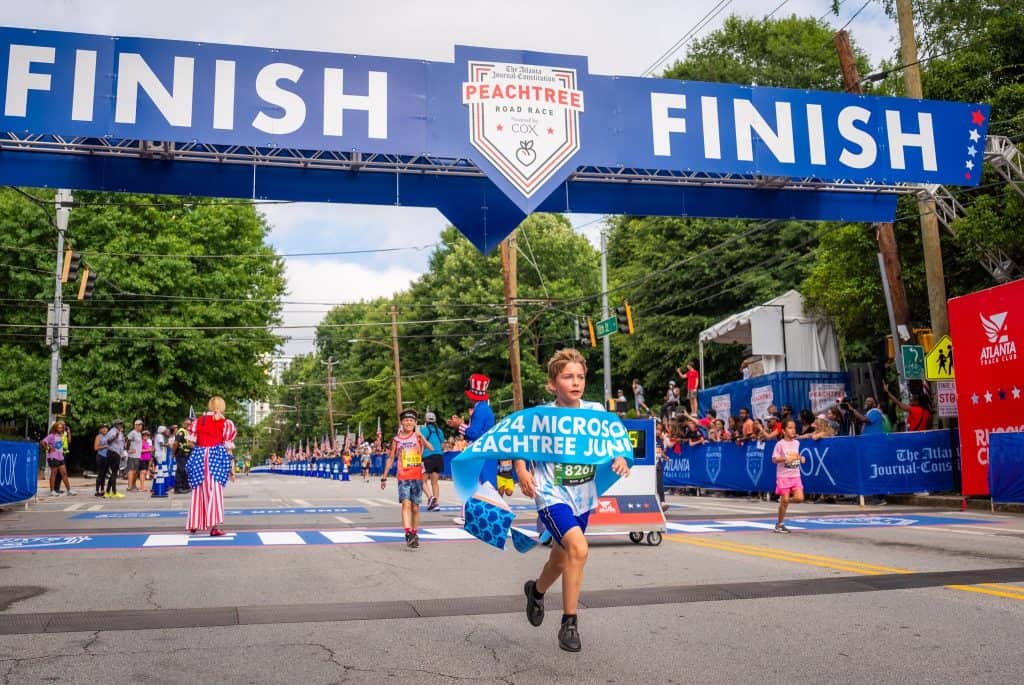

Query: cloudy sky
left=5, top=0, right=898, bottom=355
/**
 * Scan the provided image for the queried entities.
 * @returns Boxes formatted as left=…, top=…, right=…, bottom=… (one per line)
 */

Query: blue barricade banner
left=664, top=430, right=956, bottom=495
left=989, top=433, right=1024, bottom=503
left=0, top=440, right=39, bottom=505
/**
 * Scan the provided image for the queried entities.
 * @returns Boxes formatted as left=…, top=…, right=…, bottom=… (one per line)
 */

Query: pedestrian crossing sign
left=925, top=335, right=955, bottom=381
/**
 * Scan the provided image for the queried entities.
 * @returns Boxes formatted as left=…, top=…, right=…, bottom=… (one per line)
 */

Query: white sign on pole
left=935, top=381, right=958, bottom=418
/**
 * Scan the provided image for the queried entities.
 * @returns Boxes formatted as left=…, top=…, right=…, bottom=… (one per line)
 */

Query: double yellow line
left=667, top=535, right=1024, bottom=601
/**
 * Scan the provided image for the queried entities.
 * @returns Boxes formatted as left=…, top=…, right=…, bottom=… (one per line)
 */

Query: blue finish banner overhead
left=663, top=430, right=956, bottom=496
left=0, top=27, right=990, bottom=250
left=988, top=432, right=1024, bottom=504
left=0, top=440, right=39, bottom=505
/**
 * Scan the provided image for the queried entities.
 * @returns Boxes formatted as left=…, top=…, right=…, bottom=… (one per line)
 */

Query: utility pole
left=389, top=304, right=403, bottom=420
left=324, top=358, right=337, bottom=450
left=835, top=30, right=914, bottom=352
left=501, top=233, right=524, bottom=410
left=48, top=189, right=72, bottom=429
left=896, top=0, right=948, bottom=337
left=600, top=227, right=611, bottom=404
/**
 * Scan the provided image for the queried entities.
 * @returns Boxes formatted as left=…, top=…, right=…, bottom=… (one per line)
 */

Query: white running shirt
left=532, top=400, right=607, bottom=516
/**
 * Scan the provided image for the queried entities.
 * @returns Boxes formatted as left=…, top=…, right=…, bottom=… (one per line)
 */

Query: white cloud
left=275, top=258, right=421, bottom=356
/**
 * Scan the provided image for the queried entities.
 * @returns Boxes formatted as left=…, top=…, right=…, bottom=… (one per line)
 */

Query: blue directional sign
left=0, top=27, right=990, bottom=251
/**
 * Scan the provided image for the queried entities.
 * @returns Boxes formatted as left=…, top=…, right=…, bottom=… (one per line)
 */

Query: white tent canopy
left=698, top=290, right=840, bottom=384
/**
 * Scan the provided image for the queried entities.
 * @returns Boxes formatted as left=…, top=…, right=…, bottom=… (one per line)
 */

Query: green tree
left=0, top=189, right=286, bottom=433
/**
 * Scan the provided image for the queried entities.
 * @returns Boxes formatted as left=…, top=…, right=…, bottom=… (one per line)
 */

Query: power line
left=0, top=242, right=440, bottom=260
left=837, top=0, right=872, bottom=33
left=640, top=0, right=734, bottom=76
left=764, top=0, right=791, bottom=20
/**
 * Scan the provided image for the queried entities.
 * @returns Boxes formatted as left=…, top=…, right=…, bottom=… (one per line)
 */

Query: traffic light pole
left=48, top=189, right=72, bottom=430
left=600, top=227, right=611, bottom=403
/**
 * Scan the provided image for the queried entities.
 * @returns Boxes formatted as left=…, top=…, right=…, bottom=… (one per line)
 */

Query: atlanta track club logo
left=462, top=60, right=583, bottom=198
left=979, top=311, right=1017, bottom=365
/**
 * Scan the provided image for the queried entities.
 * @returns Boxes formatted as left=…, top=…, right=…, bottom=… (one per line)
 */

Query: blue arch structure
left=0, top=28, right=989, bottom=252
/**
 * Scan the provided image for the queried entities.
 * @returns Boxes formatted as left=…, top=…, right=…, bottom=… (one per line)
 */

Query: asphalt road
left=1, top=473, right=1022, bottom=684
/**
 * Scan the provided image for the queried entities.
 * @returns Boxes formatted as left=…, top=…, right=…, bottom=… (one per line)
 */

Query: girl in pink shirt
left=139, top=431, right=153, bottom=492
left=771, top=419, right=805, bottom=533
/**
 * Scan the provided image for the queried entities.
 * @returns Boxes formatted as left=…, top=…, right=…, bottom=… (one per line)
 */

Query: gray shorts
left=127, top=457, right=142, bottom=472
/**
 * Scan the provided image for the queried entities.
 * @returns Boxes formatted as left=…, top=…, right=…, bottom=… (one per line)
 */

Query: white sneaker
left=49, top=490, right=62, bottom=497
left=66, top=489, right=78, bottom=496
left=452, top=516, right=465, bottom=526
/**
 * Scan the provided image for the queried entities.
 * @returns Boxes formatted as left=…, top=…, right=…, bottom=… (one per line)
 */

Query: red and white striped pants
left=186, top=449, right=224, bottom=531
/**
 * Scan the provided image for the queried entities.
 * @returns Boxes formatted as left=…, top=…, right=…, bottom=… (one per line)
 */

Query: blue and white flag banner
left=452, top=406, right=635, bottom=504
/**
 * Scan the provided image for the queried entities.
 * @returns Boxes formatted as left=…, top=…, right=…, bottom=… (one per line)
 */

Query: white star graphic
left=969, top=129, right=981, bottom=143
left=971, top=393, right=980, bottom=404
left=984, top=390, right=993, bottom=403
left=1013, top=387, right=1022, bottom=400
left=966, top=160, right=975, bottom=170
left=968, top=145, right=978, bottom=156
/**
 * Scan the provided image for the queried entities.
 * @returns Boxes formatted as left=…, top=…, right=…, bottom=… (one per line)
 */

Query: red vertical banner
left=948, top=279, right=1024, bottom=495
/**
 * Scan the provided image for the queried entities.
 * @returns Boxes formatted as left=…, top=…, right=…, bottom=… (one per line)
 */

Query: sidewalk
left=885, top=493, right=1024, bottom=514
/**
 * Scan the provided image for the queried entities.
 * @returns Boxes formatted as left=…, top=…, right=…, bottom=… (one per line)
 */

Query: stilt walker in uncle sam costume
left=185, top=396, right=237, bottom=537
left=451, top=349, right=633, bottom=652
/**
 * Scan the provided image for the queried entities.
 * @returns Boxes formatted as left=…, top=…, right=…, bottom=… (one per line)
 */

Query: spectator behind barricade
left=727, top=415, right=742, bottom=440
left=714, top=418, right=730, bottom=442
left=834, top=398, right=856, bottom=435
left=824, top=406, right=843, bottom=434
left=682, top=418, right=706, bottom=447
left=760, top=415, right=782, bottom=441
left=849, top=397, right=887, bottom=435
left=632, top=378, right=650, bottom=415
left=697, top=408, right=716, bottom=431
left=735, top=408, right=755, bottom=444
left=766, top=404, right=781, bottom=423
left=883, top=383, right=932, bottom=431
left=780, top=405, right=793, bottom=423
left=740, top=359, right=751, bottom=380
left=661, top=380, right=680, bottom=420
left=798, top=410, right=816, bottom=436
left=805, top=415, right=836, bottom=440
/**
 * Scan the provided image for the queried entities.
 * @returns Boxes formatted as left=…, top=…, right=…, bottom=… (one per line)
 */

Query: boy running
left=772, top=418, right=805, bottom=533
left=516, top=348, right=630, bottom=652
left=381, top=409, right=431, bottom=548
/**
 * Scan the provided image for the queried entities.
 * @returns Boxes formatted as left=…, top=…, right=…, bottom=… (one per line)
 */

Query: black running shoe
left=524, top=580, right=544, bottom=627
left=558, top=616, right=581, bottom=652
left=409, top=532, right=419, bottom=548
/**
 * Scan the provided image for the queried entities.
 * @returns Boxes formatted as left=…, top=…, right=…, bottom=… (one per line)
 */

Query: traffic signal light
left=61, top=249, right=81, bottom=283
left=50, top=400, right=70, bottom=417
left=77, top=269, right=97, bottom=300
left=615, top=301, right=635, bottom=334
left=585, top=318, right=597, bottom=347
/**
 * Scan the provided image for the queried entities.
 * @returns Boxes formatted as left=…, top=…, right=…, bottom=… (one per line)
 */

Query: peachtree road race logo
left=979, top=311, right=1017, bottom=365
left=463, top=60, right=584, bottom=198
left=705, top=444, right=722, bottom=483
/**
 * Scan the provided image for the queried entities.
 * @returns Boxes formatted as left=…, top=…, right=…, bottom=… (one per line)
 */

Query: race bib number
left=400, top=448, right=422, bottom=468
left=553, top=463, right=596, bottom=486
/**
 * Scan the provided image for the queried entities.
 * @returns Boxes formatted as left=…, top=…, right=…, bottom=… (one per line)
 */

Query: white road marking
left=356, top=498, right=383, bottom=507
left=293, top=499, right=312, bottom=507
left=257, top=531, right=305, bottom=545
left=63, top=503, right=84, bottom=511
left=373, top=498, right=399, bottom=507
left=964, top=525, right=1024, bottom=534
left=86, top=504, right=103, bottom=511
left=334, top=516, right=353, bottom=524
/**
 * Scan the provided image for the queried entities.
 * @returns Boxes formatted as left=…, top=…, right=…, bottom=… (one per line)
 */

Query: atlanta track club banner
left=949, top=279, right=1024, bottom=496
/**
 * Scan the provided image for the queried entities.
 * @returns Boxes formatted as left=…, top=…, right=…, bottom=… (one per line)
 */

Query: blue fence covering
left=664, top=430, right=957, bottom=496
left=698, top=371, right=851, bottom=420
left=989, top=433, right=1024, bottom=503
left=0, top=440, right=39, bottom=505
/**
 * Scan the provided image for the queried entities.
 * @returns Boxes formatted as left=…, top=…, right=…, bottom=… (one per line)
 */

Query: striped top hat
left=465, top=373, right=491, bottom=402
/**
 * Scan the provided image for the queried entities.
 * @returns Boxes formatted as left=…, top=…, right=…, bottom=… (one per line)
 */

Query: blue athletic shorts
left=539, top=503, right=590, bottom=548
left=397, top=479, right=423, bottom=505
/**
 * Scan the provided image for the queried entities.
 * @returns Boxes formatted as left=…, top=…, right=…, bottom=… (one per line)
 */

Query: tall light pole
left=48, top=189, right=72, bottom=429
left=348, top=335, right=402, bottom=422
left=322, top=358, right=337, bottom=450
